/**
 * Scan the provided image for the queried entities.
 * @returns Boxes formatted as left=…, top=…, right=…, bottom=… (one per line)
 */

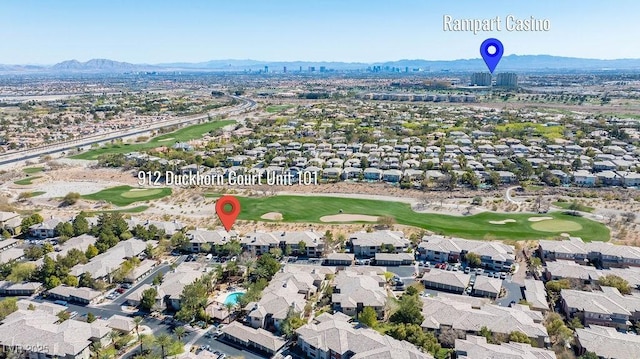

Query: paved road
left=0, top=95, right=257, bottom=168
left=505, top=186, right=522, bottom=205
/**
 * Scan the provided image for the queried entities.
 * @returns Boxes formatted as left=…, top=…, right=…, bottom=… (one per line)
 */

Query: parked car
left=500, top=272, right=507, bottom=279
left=464, top=267, right=471, bottom=274
left=122, top=283, right=132, bottom=289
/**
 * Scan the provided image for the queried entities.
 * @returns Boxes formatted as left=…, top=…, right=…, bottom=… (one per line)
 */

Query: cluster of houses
left=535, top=236, right=640, bottom=358
left=7, top=207, right=640, bottom=358
left=118, top=113, right=640, bottom=190
left=0, top=299, right=138, bottom=359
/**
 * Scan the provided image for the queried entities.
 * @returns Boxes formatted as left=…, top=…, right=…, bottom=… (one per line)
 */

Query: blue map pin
left=480, top=38, right=504, bottom=74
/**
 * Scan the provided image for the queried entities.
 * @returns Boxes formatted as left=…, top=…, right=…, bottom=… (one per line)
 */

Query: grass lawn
left=14, top=176, right=42, bottom=185
left=530, top=219, right=583, bottom=232
left=19, top=191, right=46, bottom=198
left=71, top=119, right=235, bottom=160
left=265, top=104, right=294, bottom=113
left=83, top=185, right=171, bottom=206
left=23, top=167, right=44, bottom=174
left=552, top=201, right=594, bottom=213
left=236, top=195, right=610, bottom=242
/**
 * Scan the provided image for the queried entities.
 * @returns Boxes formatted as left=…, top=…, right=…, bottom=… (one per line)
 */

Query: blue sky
left=1, top=0, right=637, bottom=64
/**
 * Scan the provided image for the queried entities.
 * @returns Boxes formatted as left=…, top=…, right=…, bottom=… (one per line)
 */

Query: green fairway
left=552, top=201, right=594, bottom=213
left=83, top=185, right=171, bottom=206
left=120, top=188, right=165, bottom=198
left=14, top=176, right=42, bottom=185
left=236, top=195, right=610, bottom=242
left=23, top=167, right=44, bottom=174
left=19, top=191, right=46, bottom=198
left=71, top=119, right=235, bottom=160
left=531, top=219, right=583, bottom=232
left=265, top=104, right=294, bottom=113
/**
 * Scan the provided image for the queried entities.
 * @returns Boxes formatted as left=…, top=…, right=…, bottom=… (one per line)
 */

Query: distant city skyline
left=2, top=0, right=639, bottom=64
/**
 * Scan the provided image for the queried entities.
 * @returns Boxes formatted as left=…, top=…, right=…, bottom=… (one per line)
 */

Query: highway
left=0, top=95, right=256, bottom=168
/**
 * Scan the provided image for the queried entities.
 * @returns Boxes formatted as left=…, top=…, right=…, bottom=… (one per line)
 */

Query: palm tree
left=173, top=326, right=186, bottom=342
left=90, top=341, right=102, bottom=358
left=109, top=330, right=121, bottom=344
left=155, top=333, right=172, bottom=359
left=133, top=316, right=144, bottom=355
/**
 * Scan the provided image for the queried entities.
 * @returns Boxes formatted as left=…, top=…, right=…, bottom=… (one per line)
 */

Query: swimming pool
left=223, top=292, right=244, bottom=306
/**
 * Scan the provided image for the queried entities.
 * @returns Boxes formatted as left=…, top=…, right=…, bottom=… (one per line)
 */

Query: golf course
left=71, top=119, right=235, bottom=160
left=83, top=186, right=172, bottom=206
left=237, top=195, right=610, bottom=242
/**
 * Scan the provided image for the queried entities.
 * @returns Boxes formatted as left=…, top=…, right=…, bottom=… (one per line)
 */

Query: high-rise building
left=471, top=72, right=492, bottom=86
left=264, top=66, right=269, bottom=73
left=283, top=66, right=287, bottom=73
left=496, top=73, right=518, bottom=88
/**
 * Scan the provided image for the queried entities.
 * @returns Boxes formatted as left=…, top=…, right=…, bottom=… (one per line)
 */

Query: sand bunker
left=489, top=219, right=516, bottom=225
left=320, top=214, right=379, bottom=222
left=528, top=216, right=553, bottom=222
left=261, top=212, right=283, bottom=221
left=158, top=137, right=175, bottom=142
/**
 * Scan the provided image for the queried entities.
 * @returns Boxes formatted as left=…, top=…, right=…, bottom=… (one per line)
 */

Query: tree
left=73, top=213, right=90, bottom=236
left=508, top=331, right=532, bottom=344
left=155, top=333, right=172, bottom=359
left=387, top=323, right=441, bottom=355
left=20, top=213, right=43, bottom=234
left=488, top=171, right=501, bottom=189
left=280, top=309, right=305, bottom=338
left=569, top=316, right=584, bottom=330
left=134, top=316, right=144, bottom=355
left=377, top=216, right=396, bottom=229
left=109, top=330, right=121, bottom=347
left=24, top=246, right=44, bottom=260
left=359, top=306, right=378, bottom=328
left=529, top=257, right=542, bottom=271
left=546, top=313, right=573, bottom=346
left=42, top=242, right=54, bottom=254
left=85, top=244, right=99, bottom=259
left=0, top=298, right=18, bottom=321
left=269, top=247, right=283, bottom=258
left=62, top=192, right=81, bottom=206
left=465, top=252, right=482, bottom=267
left=87, top=312, right=96, bottom=323
left=7, top=262, right=36, bottom=282
left=545, top=279, right=570, bottom=293
left=390, top=291, right=424, bottom=325
left=141, top=287, right=158, bottom=311
left=567, top=200, right=582, bottom=215
left=173, top=327, right=186, bottom=342
left=479, top=326, right=494, bottom=343
left=598, top=274, right=631, bottom=294
left=200, top=243, right=212, bottom=253
left=297, top=241, right=307, bottom=255
left=63, top=275, right=79, bottom=287
left=255, top=253, right=281, bottom=280
left=153, top=273, right=164, bottom=285
left=57, top=310, right=71, bottom=322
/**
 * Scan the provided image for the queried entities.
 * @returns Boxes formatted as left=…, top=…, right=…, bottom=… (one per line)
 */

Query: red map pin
left=215, top=195, right=241, bottom=231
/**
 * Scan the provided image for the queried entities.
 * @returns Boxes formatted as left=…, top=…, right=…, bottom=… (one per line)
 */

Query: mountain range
left=2, top=55, right=640, bottom=73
